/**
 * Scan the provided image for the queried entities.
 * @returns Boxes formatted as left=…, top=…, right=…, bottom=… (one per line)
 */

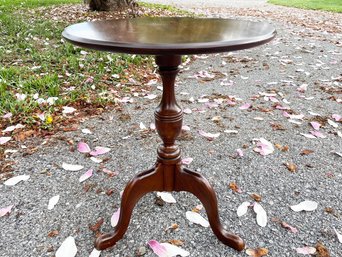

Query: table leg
left=95, top=55, right=244, bottom=252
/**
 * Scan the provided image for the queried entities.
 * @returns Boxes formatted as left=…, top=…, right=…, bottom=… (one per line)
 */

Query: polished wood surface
left=62, top=17, right=276, bottom=252
left=62, top=17, right=276, bottom=55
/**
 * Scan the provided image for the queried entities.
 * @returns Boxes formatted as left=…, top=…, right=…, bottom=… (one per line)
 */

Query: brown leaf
left=89, top=217, right=104, bottom=232
left=281, top=145, right=289, bottom=152
left=165, top=223, right=179, bottom=232
left=281, top=221, right=298, bottom=233
left=47, top=230, right=59, bottom=237
left=246, top=248, right=269, bottom=257
left=301, top=149, right=314, bottom=155
left=168, top=239, right=184, bottom=246
left=229, top=182, right=242, bottom=193
left=14, top=130, right=36, bottom=141
left=316, top=242, right=330, bottom=257
left=250, top=193, right=262, bottom=202
left=271, top=123, right=286, bottom=131
left=285, top=162, right=297, bottom=172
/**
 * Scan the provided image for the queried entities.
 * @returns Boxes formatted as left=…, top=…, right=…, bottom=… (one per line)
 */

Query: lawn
left=0, top=0, right=185, bottom=133
left=268, top=0, right=342, bottom=12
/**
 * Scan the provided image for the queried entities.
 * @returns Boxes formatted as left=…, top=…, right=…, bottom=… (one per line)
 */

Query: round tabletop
left=62, top=17, right=276, bottom=55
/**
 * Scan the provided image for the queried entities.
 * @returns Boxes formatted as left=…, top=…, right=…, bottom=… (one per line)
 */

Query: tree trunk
left=88, top=0, right=136, bottom=11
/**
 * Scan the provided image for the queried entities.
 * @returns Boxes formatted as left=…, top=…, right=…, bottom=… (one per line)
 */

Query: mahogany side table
left=62, top=17, right=276, bottom=252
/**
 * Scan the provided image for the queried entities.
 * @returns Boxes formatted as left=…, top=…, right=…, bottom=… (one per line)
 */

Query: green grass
left=0, top=0, right=164, bottom=129
left=268, top=0, right=342, bottom=12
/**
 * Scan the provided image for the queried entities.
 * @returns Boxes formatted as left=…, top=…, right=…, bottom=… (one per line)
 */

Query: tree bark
left=88, top=0, right=136, bottom=11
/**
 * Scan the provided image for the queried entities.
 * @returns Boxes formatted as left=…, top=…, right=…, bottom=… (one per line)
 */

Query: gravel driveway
left=1, top=1, right=341, bottom=257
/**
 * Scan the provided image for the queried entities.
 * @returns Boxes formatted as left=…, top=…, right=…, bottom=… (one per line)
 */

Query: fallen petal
left=253, top=202, right=267, bottom=227
left=62, top=163, right=84, bottom=171
left=236, top=149, right=244, bottom=157
left=90, top=157, right=103, bottom=163
left=296, top=246, right=316, bottom=255
left=62, top=106, right=76, bottom=114
left=237, top=202, right=250, bottom=217
left=157, top=192, right=176, bottom=203
left=198, top=130, right=220, bottom=141
left=160, top=243, right=190, bottom=257
left=0, top=136, right=12, bottom=145
left=185, top=211, right=209, bottom=227
left=333, top=228, right=342, bottom=243
left=90, top=146, right=111, bottom=156
left=48, top=195, right=60, bottom=210
left=290, top=200, right=318, bottom=212
left=332, top=114, right=341, bottom=122
left=56, top=236, right=78, bottom=257
left=89, top=248, right=101, bottom=257
left=181, top=157, right=193, bottom=165
left=310, top=122, right=321, bottom=131
left=0, top=205, right=13, bottom=217
left=111, top=208, right=120, bottom=227
left=328, top=119, right=339, bottom=128
left=77, top=142, right=91, bottom=153
left=281, top=221, right=298, bottom=233
left=79, top=169, right=93, bottom=183
left=148, top=240, right=168, bottom=257
left=4, top=175, right=30, bottom=186
left=239, top=103, right=251, bottom=110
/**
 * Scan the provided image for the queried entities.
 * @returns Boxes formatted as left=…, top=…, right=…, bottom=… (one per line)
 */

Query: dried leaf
left=229, top=182, right=242, bottom=193
left=237, top=202, right=250, bottom=217
left=301, top=149, right=314, bottom=155
left=168, top=239, right=184, bottom=246
left=290, top=200, right=318, bottom=212
left=285, top=162, right=297, bottom=172
left=246, top=248, right=269, bottom=257
left=250, top=193, right=262, bottom=202
left=89, top=217, right=104, bottom=232
left=316, top=242, right=330, bottom=257
left=47, top=230, right=59, bottom=237
left=56, top=236, right=77, bottom=257
left=185, top=211, right=209, bottom=227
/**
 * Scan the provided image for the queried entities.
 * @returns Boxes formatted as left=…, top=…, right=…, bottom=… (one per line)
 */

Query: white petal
left=62, top=163, right=84, bottom=171
left=328, top=119, right=339, bottom=128
left=290, top=200, right=318, bottom=212
left=62, top=106, right=76, bottom=114
left=333, top=228, right=342, bottom=243
left=111, top=208, right=120, bottom=227
left=0, top=136, right=12, bottom=145
left=89, top=248, right=101, bottom=257
left=253, top=203, right=267, bottom=227
left=160, top=243, right=190, bottom=257
left=4, top=175, right=30, bottom=186
left=82, top=128, right=92, bottom=134
left=186, top=211, right=209, bottom=227
left=237, top=202, right=250, bottom=217
left=0, top=205, right=13, bottom=217
left=79, top=169, right=93, bottom=183
left=90, top=157, right=103, bottom=163
left=56, top=236, right=77, bottom=257
left=48, top=195, right=60, bottom=210
left=157, top=192, right=176, bottom=203
left=296, top=246, right=316, bottom=255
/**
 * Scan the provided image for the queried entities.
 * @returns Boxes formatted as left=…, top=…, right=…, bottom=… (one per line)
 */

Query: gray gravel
left=1, top=1, right=342, bottom=257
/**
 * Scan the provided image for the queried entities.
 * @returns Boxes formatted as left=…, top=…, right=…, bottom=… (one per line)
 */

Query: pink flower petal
left=111, top=208, right=120, bottom=227
left=254, top=138, right=274, bottom=156
left=77, top=142, right=91, bottom=153
left=332, top=114, right=341, bottom=122
left=0, top=136, right=12, bottom=145
left=239, top=103, right=251, bottom=110
left=0, top=205, right=13, bottom=217
left=148, top=240, right=168, bottom=257
left=310, top=130, right=326, bottom=138
left=198, top=130, right=220, bottom=141
left=90, top=146, right=110, bottom=156
left=2, top=112, right=12, bottom=119
left=310, top=121, right=321, bottom=131
left=236, top=149, right=244, bottom=157
left=79, top=169, right=93, bottom=183
left=181, top=157, right=193, bottom=165
left=296, top=246, right=316, bottom=255
left=281, top=222, right=298, bottom=233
